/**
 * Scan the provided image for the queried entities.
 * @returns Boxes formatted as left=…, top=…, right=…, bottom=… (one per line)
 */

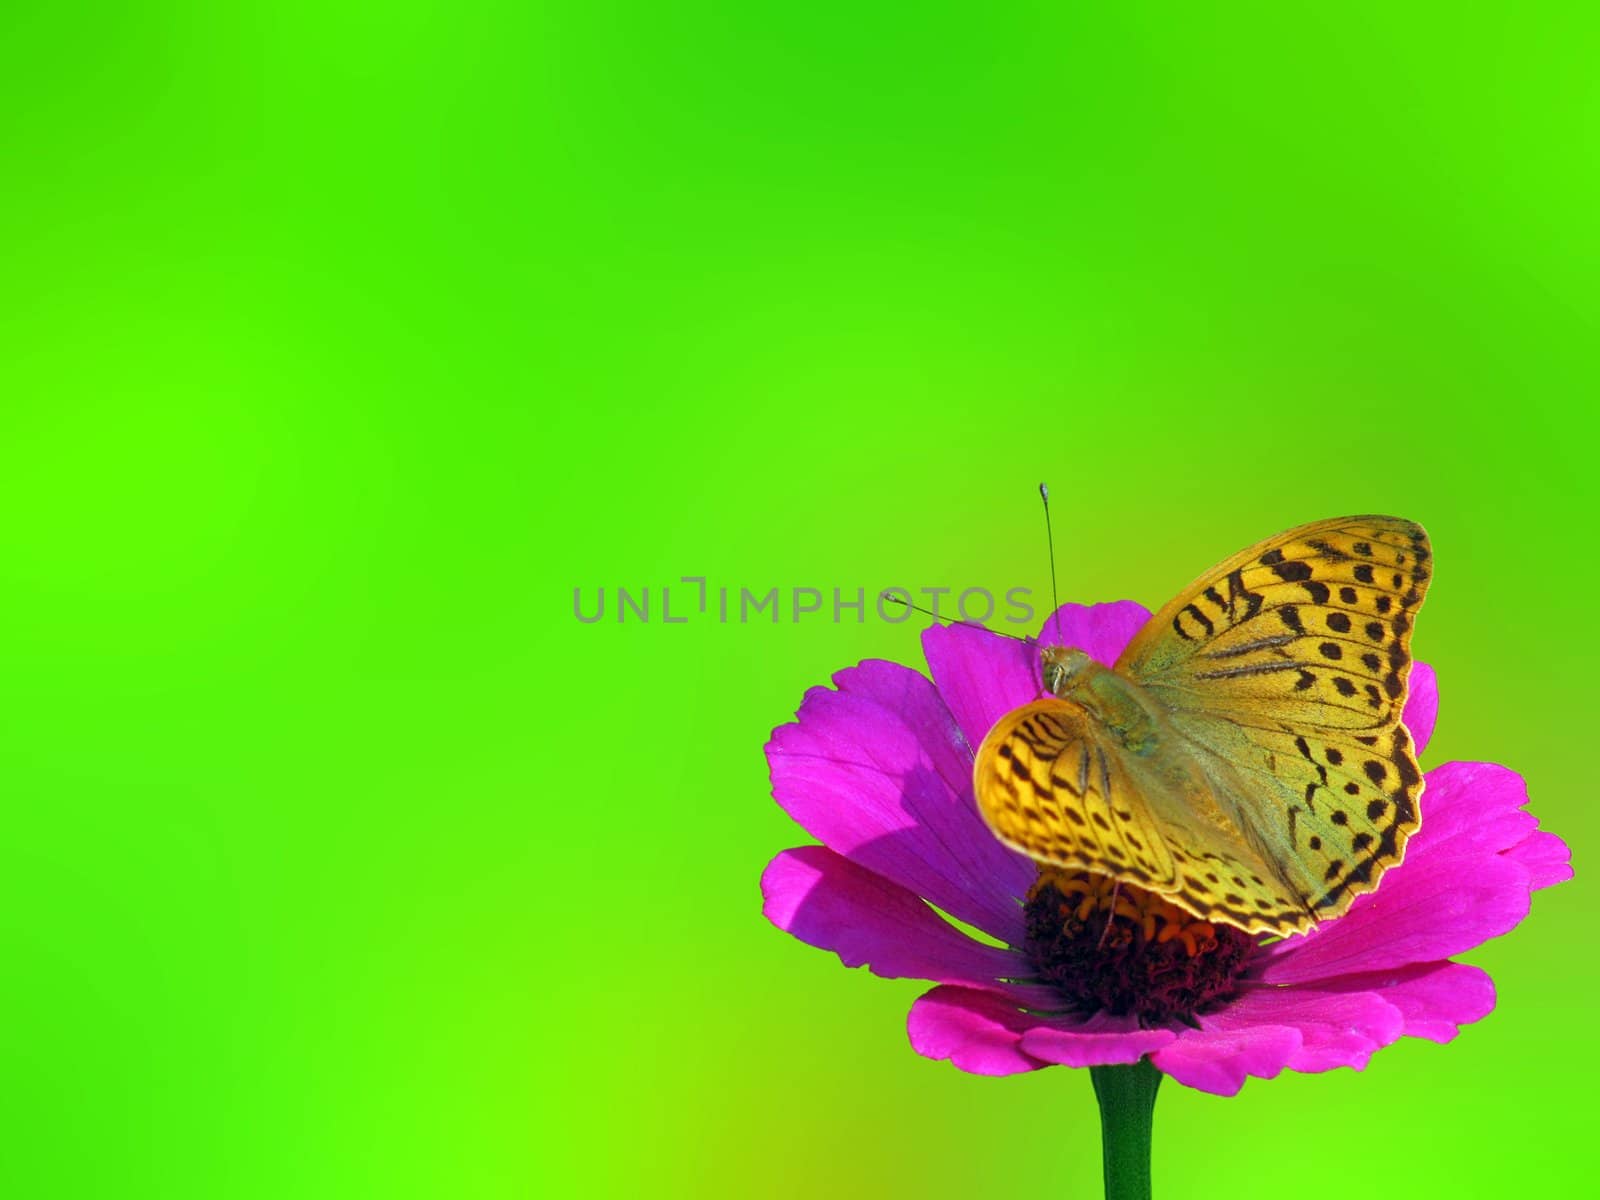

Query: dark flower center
left=1023, top=868, right=1256, bottom=1025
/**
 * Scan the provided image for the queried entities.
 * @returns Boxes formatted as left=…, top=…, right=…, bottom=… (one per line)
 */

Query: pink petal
left=1038, top=600, right=1154, bottom=666
left=1149, top=1024, right=1302, bottom=1097
left=1257, top=760, right=1559, bottom=984
left=1209, top=985, right=1404, bottom=1073
left=1319, top=962, right=1496, bottom=1044
left=1403, top=660, right=1438, bottom=756
left=1403, top=761, right=1541, bottom=862
left=1505, top=830, right=1573, bottom=891
left=1020, top=1016, right=1176, bottom=1068
left=1256, top=854, right=1530, bottom=984
left=919, top=620, right=1040, bottom=753
left=761, top=848, right=1052, bottom=1006
left=907, top=986, right=1047, bottom=1076
left=907, top=986, right=1175, bottom=1076
left=767, top=659, right=1034, bottom=940
left=1390, top=760, right=1570, bottom=894
left=833, top=658, right=1039, bottom=915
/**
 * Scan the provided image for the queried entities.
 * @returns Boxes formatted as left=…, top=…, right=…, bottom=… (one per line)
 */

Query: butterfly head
left=1039, top=645, right=1093, bottom=696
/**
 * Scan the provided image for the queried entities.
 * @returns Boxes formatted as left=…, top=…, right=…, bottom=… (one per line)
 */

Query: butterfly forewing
left=974, top=699, right=1175, bottom=887
left=973, top=699, right=1315, bottom=935
left=1115, top=516, right=1431, bottom=920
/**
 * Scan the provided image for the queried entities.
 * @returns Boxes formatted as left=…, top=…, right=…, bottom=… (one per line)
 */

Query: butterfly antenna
left=878, top=594, right=1030, bottom=642
left=1040, top=482, right=1061, bottom=644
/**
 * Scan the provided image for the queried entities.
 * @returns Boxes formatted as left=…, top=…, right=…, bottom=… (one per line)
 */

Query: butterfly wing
left=1116, top=516, right=1432, bottom=921
left=973, top=698, right=1311, bottom=934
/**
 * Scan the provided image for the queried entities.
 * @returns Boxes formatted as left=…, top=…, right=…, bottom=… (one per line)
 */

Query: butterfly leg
left=1098, top=878, right=1123, bottom=949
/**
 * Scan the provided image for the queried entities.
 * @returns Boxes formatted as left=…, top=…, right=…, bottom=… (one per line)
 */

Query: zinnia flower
left=761, top=601, right=1570, bottom=1096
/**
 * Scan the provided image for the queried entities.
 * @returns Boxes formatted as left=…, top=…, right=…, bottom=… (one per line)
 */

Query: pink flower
left=761, top=602, right=1571, bottom=1096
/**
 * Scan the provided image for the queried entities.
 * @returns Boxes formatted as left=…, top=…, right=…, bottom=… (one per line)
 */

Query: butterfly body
left=1044, top=648, right=1161, bottom=754
left=974, top=516, right=1432, bottom=936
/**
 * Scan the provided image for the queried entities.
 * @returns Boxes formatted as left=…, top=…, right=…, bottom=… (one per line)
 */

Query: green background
left=2, top=3, right=1591, bottom=1196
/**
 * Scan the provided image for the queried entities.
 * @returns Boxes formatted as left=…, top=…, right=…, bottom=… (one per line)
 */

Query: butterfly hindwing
left=1176, top=719, right=1422, bottom=917
left=1115, top=516, right=1431, bottom=920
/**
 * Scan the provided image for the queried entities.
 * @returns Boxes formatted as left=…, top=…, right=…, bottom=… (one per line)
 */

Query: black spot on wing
left=1173, top=604, right=1213, bottom=641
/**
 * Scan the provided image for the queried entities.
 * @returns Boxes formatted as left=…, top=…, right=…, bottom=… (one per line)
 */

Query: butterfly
left=973, top=516, right=1431, bottom=935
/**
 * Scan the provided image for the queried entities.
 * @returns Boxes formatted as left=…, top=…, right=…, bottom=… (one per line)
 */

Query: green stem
left=1089, top=1058, right=1162, bottom=1200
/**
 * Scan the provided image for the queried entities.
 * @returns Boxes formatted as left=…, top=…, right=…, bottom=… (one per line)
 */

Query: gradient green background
left=3, top=3, right=1592, bottom=1196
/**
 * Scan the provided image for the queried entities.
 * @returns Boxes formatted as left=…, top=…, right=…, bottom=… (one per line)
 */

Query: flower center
left=1023, top=867, right=1256, bottom=1025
